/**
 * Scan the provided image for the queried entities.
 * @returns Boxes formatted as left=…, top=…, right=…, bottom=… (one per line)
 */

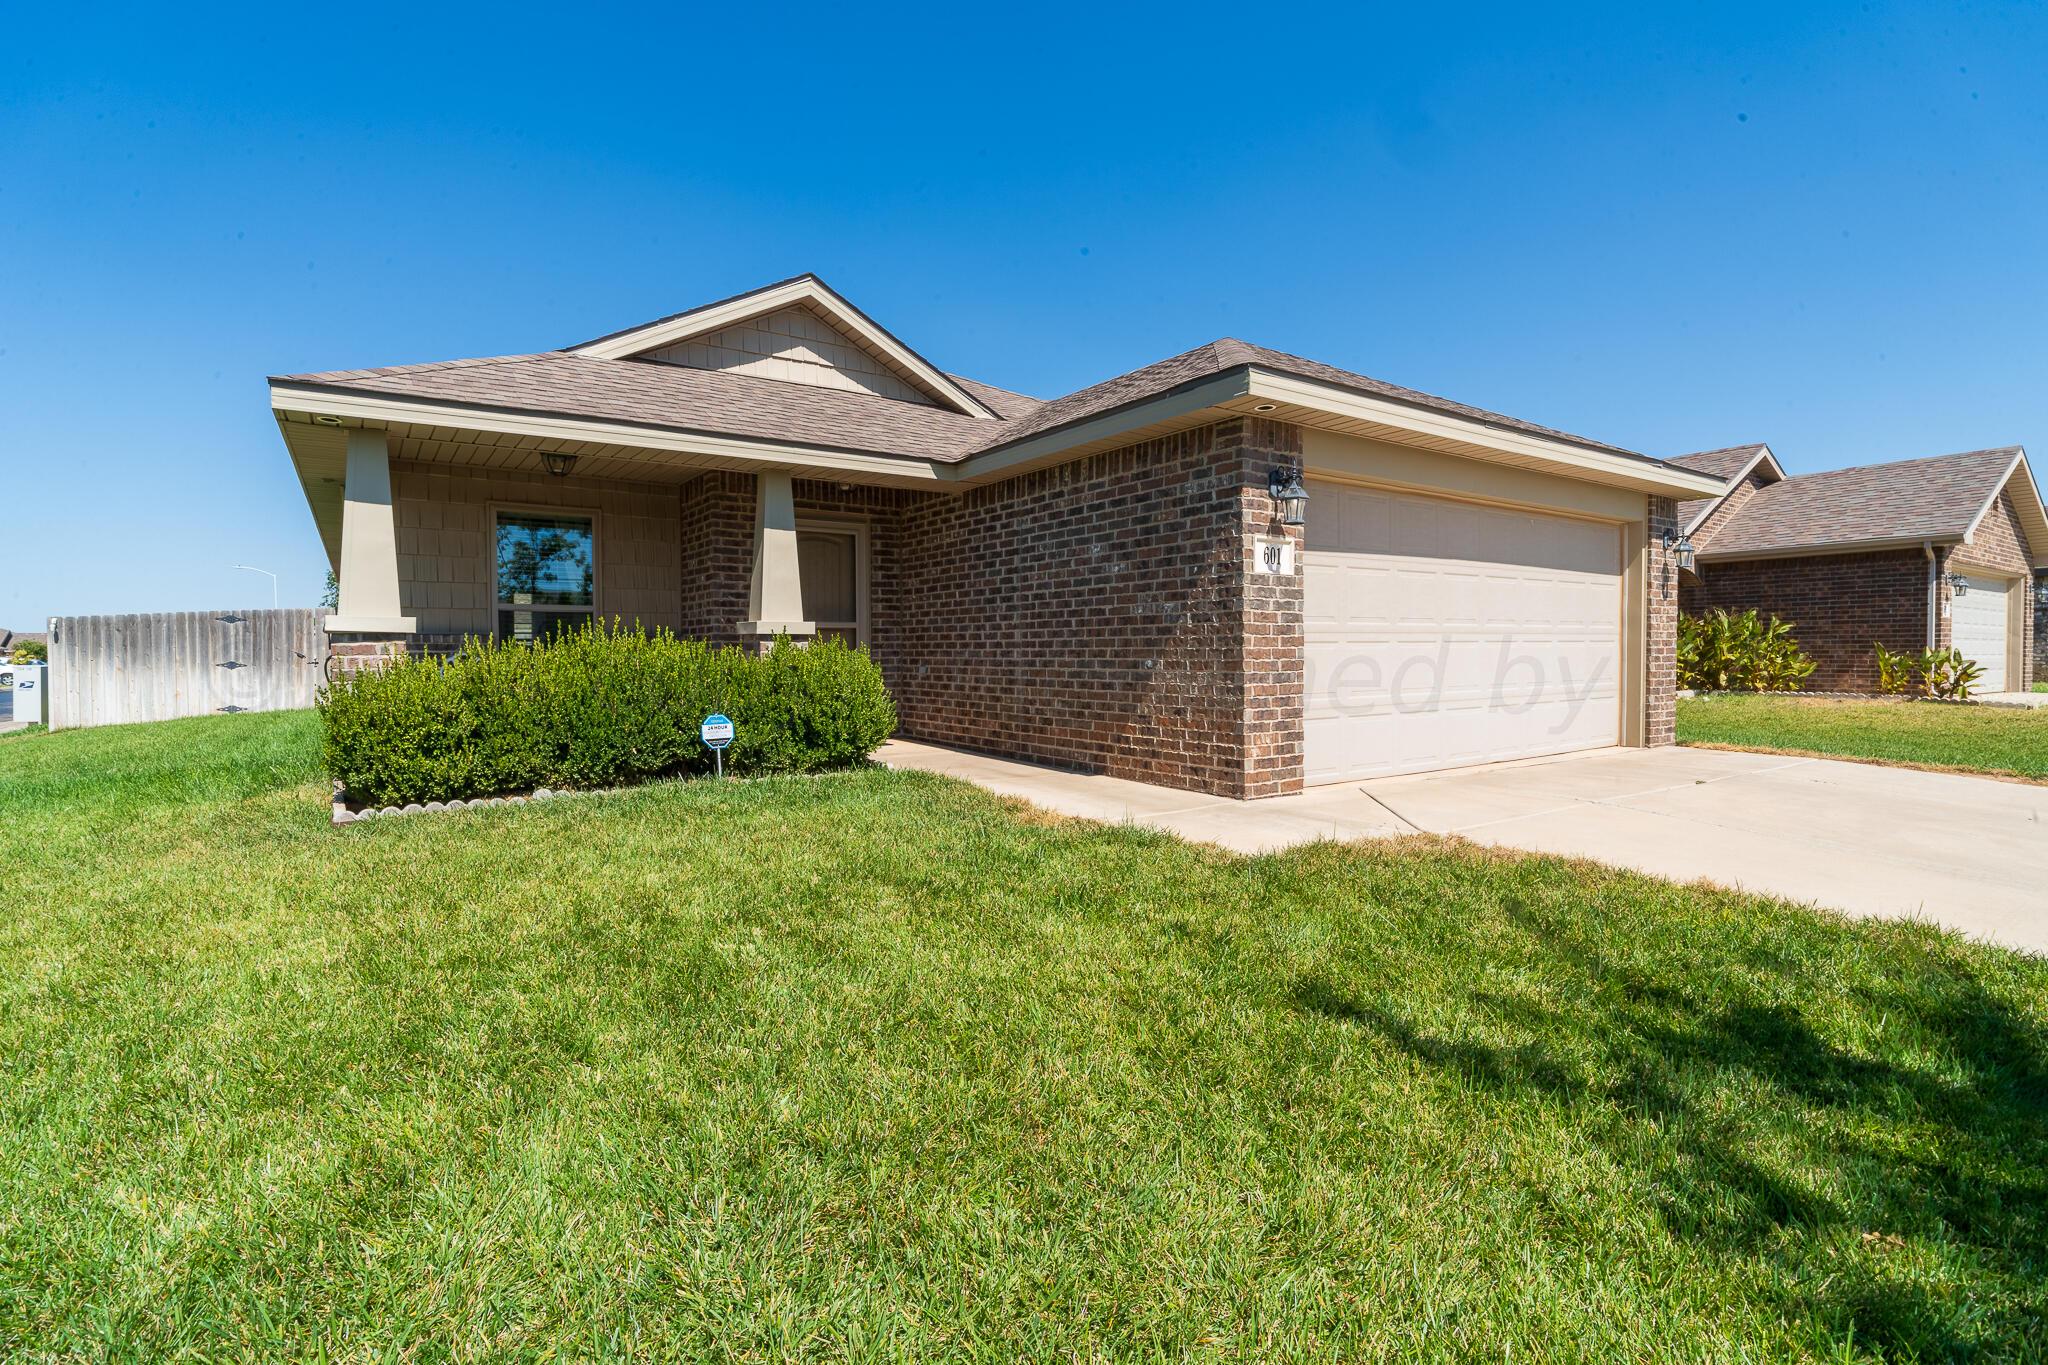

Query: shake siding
left=642, top=304, right=933, bottom=406
left=390, top=461, right=683, bottom=638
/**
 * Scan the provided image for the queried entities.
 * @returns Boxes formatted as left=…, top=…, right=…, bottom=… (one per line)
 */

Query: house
left=1675, top=444, right=2047, bottom=692
left=270, top=275, right=1722, bottom=798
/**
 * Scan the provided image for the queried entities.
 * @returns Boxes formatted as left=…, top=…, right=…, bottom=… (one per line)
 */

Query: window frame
left=794, top=516, right=870, bottom=646
left=489, top=501, right=603, bottom=641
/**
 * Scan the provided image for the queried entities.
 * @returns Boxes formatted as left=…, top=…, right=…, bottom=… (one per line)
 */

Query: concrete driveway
left=878, top=740, right=2048, bottom=955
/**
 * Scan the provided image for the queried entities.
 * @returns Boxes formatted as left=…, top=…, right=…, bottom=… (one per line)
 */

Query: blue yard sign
left=701, top=713, right=734, bottom=778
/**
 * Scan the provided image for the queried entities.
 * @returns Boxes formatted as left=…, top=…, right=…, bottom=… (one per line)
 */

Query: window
left=495, top=511, right=595, bottom=641
left=797, top=528, right=861, bottom=644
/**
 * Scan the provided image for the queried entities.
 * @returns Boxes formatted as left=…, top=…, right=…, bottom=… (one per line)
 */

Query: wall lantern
left=1662, top=530, right=1697, bottom=573
left=1944, top=572, right=1968, bottom=597
left=541, top=451, right=579, bottom=478
left=1268, top=467, right=1309, bottom=528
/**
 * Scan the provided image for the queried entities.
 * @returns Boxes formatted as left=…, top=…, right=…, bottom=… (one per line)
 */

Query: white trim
left=1241, top=369, right=1726, bottom=499
left=1681, top=445, right=1786, bottom=537
left=270, top=383, right=953, bottom=484
left=565, top=277, right=999, bottom=421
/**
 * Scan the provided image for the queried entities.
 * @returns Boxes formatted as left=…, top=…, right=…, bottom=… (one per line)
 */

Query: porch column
left=736, top=471, right=814, bottom=644
left=325, top=429, right=415, bottom=664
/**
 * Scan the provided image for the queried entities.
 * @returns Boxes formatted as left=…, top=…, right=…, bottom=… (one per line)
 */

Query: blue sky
left=4, top=1, right=2044, bottom=622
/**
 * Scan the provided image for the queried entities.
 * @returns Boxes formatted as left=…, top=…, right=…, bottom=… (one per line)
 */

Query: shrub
left=1677, top=609, right=1816, bottom=692
left=321, top=622, right=897, bottom=807
left=8, top=640, right=46, bottom=664
left=1874, top=643, right=1916, bottom=695
left=1917, top=647, right=1984, bottom=701
left=1870, top=643, right=1987, bottom=700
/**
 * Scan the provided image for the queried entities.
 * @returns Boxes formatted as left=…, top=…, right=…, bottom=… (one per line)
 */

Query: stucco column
left=737, top=471, right=815, bottom=642
left=326, top=429, right=416, bottom=636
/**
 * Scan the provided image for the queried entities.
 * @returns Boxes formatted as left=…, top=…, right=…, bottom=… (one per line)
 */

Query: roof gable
left=1668, top=443, right=1784, bottom=536
left=566, top=275, right=999, bottom=419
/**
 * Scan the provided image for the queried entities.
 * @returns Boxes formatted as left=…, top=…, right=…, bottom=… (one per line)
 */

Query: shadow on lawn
left=1291, top=910, right=2048, bottom=1359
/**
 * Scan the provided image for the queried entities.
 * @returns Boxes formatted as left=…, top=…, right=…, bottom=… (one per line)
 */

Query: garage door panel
left=1303, top=481, right=1624, bottom=783
left=1951, top=574, right=2010, bottom=692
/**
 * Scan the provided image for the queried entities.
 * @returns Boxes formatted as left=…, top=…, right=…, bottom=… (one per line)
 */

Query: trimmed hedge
left=320, top=624, right=897, bottom=807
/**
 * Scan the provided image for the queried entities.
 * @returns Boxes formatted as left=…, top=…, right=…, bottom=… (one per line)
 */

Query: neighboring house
left=2038, top=569, right=2048, bottom=681
left=1675, top=444, right=2047, bottom=692
left=270, top=274, right=1721, bottom=798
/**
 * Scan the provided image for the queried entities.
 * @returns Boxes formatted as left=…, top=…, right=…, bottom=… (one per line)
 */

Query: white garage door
left=1304, top=482, right=1624, bottom=783
left=1951, top=573, right=2011, bottom=692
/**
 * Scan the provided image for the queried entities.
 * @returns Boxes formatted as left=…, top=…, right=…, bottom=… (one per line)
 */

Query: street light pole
left=230, top=564, right=279, bottom=609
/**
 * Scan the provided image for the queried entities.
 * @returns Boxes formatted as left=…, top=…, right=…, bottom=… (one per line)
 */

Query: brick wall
left=1228, top=421, right=1307, bottom=797
left=1647, top=496, right=1679, bottom=744
left=677, top=472, right=756, bottom=647
left=327, top=633, right=411, bottom=676
left=1682, top=549, right=1932, bottom=691
left=884, top=420, right=1302, bottom=798
left=660, top=430, right=1301, bottom=798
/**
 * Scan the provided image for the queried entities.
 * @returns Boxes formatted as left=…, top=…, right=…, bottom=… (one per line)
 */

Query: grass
left=2, top=712, right=2046, bottom=1360
left=1678, top=693, right=2048, bottom=782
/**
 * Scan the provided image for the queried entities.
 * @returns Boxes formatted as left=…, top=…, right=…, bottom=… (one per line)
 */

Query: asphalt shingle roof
left=277, top=352, right=999, bottom=462
left=1696, top=447, right=2021, bottom=557
left=277, top=328, right=1672, bottom=469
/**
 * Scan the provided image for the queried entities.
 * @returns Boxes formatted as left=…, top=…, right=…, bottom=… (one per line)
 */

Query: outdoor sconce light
left=541, top=451, right=579, bottom=478
left=1662, top=530, right=1697, bottom=573
left=1944, top=572, right=1968, bottom=597
left=1268, top=467, right=1309, bottom=528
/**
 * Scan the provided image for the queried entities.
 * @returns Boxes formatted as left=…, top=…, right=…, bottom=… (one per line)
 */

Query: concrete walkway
left=1979, top=690, right=2048, bottom=709
left=878, top=740, right=2048, bottom=955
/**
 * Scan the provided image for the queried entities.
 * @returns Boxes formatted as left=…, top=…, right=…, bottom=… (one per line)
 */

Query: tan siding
left=642, top=303, right=934, bottom=406
left=390, top=462, right=683, bottom=637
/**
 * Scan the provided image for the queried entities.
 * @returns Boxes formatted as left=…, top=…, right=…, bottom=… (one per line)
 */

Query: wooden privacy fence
left=47, top=609, right=329, bottom=730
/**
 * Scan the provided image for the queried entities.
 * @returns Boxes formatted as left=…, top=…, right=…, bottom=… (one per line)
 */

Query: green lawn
left=3, top=713, right=2046, bottom=1360
left=1678, top=693, right=2048, bottom=782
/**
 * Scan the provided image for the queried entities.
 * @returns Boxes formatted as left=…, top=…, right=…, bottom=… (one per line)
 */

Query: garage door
left=1304, top=482, right=1624, bottom=783
left=1951, top=573, right=2011, bottom=692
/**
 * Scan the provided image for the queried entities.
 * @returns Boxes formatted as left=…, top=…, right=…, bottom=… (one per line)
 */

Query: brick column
left=1646, top=495, right=1679, bottom=745
left=327, top=633, right=410, bottom=677
left=1217, top=417, right=1306, bottom=798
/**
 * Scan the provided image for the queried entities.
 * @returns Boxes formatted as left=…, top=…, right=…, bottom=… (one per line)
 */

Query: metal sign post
left=701, top=713, right=734, bottom=777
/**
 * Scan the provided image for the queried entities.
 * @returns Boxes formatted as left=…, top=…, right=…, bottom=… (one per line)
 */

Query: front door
left=797, top=527, right=864, bottom=645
